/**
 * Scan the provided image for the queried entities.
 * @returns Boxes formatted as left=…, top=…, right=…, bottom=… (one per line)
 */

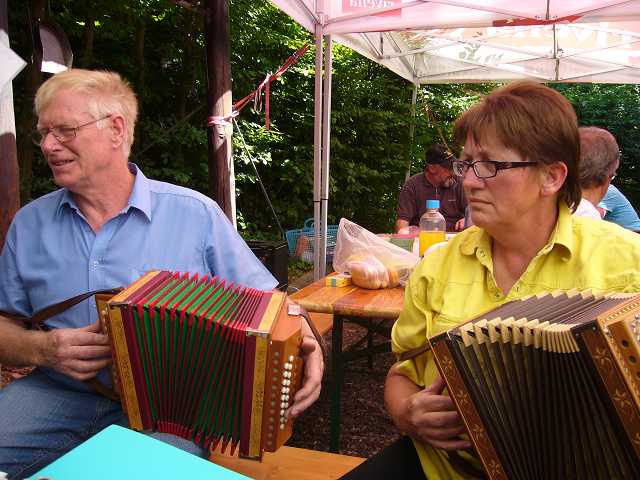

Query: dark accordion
left=96, top=270, right=303, bottom=459
left=429, top=291, right=640, bottom=479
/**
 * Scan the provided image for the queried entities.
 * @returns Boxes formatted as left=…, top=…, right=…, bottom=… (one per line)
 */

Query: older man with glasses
left=0, top=69, right=323, bottom=478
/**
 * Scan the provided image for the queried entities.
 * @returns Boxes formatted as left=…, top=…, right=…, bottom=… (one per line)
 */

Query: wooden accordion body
left=429, top=291, right=640, bottom=480
left=96, top=270, right=303, bottom=460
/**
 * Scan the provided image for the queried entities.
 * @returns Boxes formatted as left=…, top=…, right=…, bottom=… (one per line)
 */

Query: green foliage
left=553, top=84, right=640, bottom=207
left=9, top=0, right=640, bottom=239
left=287, top=258, right=313, bottom=282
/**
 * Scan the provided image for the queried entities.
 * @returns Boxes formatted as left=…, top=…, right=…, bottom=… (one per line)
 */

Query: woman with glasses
left=341, top=81, right=640, bottom=479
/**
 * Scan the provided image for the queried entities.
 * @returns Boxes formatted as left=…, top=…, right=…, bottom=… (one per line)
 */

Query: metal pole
left=0, top=0, right=19, bottom=250
left=320, top=35, right=332, bottom=277
left=312, top=26, right=323, bottom=280
left=405, top=83, right=418, bottom=181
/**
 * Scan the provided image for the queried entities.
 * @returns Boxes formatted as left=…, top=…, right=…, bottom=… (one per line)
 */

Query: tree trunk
left=135, top=19, right=145, bottom=96
left=16, top=0, right=45, bottom=204
left=204, top=0, right=234, bottom=224
left=80, top=10, right=95, bottom=68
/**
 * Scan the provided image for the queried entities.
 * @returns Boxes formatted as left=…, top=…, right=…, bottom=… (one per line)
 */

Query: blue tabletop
left=28, top=425, right=250, bottom=480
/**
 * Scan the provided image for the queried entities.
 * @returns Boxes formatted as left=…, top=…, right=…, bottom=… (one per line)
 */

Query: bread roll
left=346, top=255, right=388, bottom=290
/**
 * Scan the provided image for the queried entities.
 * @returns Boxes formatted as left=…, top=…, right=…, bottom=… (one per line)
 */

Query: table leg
left=330, top=314, right=344, bottom=453
left=366, top=318, right=373, bottom=369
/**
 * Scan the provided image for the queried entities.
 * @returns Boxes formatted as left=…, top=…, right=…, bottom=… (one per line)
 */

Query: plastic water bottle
left=419, top=199, right=446, bottom=256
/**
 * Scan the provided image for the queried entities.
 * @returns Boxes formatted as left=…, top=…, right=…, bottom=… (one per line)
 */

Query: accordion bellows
left=429, top=290, right=640, bottom=480
left=96, top=270, right=302, bottom=459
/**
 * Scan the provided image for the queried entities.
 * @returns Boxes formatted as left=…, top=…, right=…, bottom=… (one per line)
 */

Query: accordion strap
left=0, top=288, right=123, bottom=402
left=448, top=450, right=486, bottom=479
left=397, top=342, right=432, bottom=362
left=0, top=288, right=123, bottom=328
left=287, top=303, right=327, bottom=362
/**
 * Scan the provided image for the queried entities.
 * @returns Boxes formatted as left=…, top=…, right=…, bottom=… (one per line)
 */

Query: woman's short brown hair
left=454, top=81, right=581, bottom=211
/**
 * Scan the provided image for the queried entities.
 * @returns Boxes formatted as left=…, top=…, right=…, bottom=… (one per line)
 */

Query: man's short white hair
left=35, top=69, right=138, bottom=157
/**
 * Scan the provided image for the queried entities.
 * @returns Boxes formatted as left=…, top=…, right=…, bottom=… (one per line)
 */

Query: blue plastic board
left=28, top=425, right=250, bottom=480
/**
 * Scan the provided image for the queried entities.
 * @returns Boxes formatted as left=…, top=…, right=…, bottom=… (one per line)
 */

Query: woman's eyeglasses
left=452, top=159, right=538, bottom=179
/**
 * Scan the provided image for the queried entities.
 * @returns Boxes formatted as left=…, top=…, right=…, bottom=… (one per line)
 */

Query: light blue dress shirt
left=0, top=164, right=276, bottom=387
left=599, top=184, right=640, bottom=230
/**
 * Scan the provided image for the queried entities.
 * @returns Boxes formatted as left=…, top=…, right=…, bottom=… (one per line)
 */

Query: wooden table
left=290, top=278, right=405, bottom=452
left=210, top=446, right=364, bottom=479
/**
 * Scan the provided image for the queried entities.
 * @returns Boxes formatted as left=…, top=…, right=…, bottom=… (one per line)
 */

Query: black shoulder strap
left=397, top=343, right=432, bottom=362
left=0, top=288, right=122, bottom=327
left=286, top=302, right=327, bottom=362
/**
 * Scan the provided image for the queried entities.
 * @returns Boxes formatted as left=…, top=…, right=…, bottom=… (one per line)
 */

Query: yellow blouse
left=391, top=203, right=640, bottom=479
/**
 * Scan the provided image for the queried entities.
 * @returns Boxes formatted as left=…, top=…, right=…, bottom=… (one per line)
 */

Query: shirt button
left=93, top=260, right=100, bottom=267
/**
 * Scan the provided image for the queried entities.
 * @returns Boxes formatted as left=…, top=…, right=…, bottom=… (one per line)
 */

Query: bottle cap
left=426, top=199, right=440, bottom=209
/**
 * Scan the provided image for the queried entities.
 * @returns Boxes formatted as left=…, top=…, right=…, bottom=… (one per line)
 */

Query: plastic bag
left=333, top=218, right=420, bottom=289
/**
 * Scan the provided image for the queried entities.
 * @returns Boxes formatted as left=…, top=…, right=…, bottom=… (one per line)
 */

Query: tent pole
left=313, top=26, right=323, bottom=280
left=405, top=83, right=418, bottom=181
left=320, top=34, right=333, bottom=277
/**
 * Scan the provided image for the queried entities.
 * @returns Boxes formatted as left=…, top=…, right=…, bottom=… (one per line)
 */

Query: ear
left=109, top=115, right=126, bottom=149
left=539, top=161, right=568, bottom=198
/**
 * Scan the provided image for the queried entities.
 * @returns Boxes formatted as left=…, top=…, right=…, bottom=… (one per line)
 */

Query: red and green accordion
left=96, top=270, right=302, bottom=459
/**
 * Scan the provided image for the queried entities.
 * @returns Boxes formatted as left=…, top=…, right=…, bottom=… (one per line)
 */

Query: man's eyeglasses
left=32, top=115, right=111, bottom=146
left=452, top=159, right=538, bottom=179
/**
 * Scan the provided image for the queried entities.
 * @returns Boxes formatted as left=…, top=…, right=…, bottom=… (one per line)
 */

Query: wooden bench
left=308, top=312, right=333, bottom=336
left=209, top=446, right=364, bottom=479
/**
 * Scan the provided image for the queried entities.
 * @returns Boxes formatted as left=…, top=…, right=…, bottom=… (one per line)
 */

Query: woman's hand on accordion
left=37, top=320, right=112, bottom=381
left=287, top=321, right=324, bottom=420
left=386, top=367, right=472, bottom=451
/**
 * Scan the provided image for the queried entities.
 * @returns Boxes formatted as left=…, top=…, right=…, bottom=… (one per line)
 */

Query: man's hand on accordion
left=286, top=319, right=324, bottom=420
left=386, top=367, right=472, bottom=451
left=37, top=320, right=112, bottom=381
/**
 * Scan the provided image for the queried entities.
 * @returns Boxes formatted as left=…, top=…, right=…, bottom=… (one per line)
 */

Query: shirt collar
left=547, top=202, right=573, bottom=258
left=460, top=226, right=491, bottom=257
left=56, top=162, right=152, bottom=221
left=125, top=163, right=152, bottom=221
left=459, top=202, right=574, bottom=260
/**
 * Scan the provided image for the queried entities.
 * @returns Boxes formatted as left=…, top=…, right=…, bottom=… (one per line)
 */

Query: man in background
left=574, top=126, right=620, bottom=219
left=395, top=144, right=467, bottom=232
left=600, top=184, right=640, bottom=231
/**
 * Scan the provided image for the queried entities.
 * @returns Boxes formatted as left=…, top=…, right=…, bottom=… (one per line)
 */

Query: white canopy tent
left=269, top=0, right=640, bottom=278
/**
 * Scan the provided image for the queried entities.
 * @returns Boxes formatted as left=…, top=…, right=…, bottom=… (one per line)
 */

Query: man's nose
left=41, top=131, right=62, bottom=152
